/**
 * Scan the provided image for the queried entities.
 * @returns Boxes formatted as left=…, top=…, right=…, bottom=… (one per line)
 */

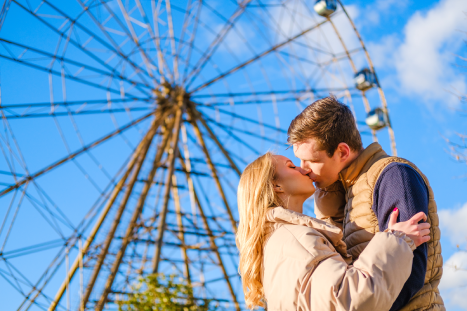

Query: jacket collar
left=339, top=142, right=388, bottom=191
left=265, top=207, right=350, bottom=260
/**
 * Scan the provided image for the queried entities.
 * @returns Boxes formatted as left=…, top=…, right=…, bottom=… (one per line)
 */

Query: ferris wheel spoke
left=12, top=0, right=153, bottom=88
left=18, top=190, right=67, bottom=246
left=188, top=115, right=237, bottom=233
left=193, top=185, right=240, bottom=311
left=23, top=243, right=80, bottom=311
left=0, top=267, right=30, bottom=304
left=0, top=189, right=17, bottom=240
left=164, top=0, right=180, bottom=82
left=0, top=269, right=27, bottom=305
left=254, top=1, right=333, bottom=57
left=23, top=168, right=132, bottom=310
left=202, top=116, right=261, bottom=156
left=191, top=88, right=348, bottom=98
left=0, top=183, right=28, bottom=253
left=96, top=112, right=176, bottom=310
left=246, top=2, right=309, bottom=94
left=0, top=111, right=153, bottom=199
left=0, top=38, right=152, bottom=96
left=130, top=0, right=167, bottom=82
left=0, top=97, right=150, bottom=111
left=0, top=110, right=36, bottom=179
left=1, top=107, right=152, bottom=119
left=151, top=110, right=184, bottom=275
left=0, top=239, right=65, bottom=261
left=0, top=140, right=20, bottom=185
left=195, top=114, right=241, bottom=176
left=151, top=0, right=173, bottom=83
left=188, top=18, right=329, bottom=94
left=3, top=261, right=59, bottom=311
left=178, top=0, right=202, bottom=80
left=61, top=0, right=158, bottom=86
left=198, top=1, right=297, bottom=106
left=0, top=53, right=137, bottom=97
left=165, top=176, right=192, bottom=283
left=0, top=200, right=69, bottom=308
left=96, top=116, right=175, bottom=310
left=106, top=0, right=161, bottom=84
left=196, top=95, right=304, bottom=106
left=81, top=110, right=165, bottom=311
left=47, top=118, right=167, bottom=311
left=28, top=181, right=77, bottom=231
left=177, top=155, right=240, bottom=311
left=1, top=261, right=33, bottom=301
left=22, top=190, right=74, bottom=240
left=241, top=4, right=312, bottom=91
left=202, top=114, right=286, bottom=147
left=182, top=0, right=252, bottom=86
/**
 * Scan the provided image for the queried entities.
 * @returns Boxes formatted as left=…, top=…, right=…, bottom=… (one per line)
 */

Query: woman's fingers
left=418, top=222, right=431, bottom=230
left=419, top=229, right=430, bottom=237
left=388, top=208, right=399, bottom=227
left=409, top=212, right=427, bottom=224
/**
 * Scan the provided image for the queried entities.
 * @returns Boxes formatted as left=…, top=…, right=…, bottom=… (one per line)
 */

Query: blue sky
left=0, top=0, right=467, bottom=310
left=345, top=0, right=467, bottom=309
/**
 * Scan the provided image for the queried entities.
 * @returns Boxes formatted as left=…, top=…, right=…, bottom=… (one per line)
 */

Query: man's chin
left=314, top=181, right=323, bottom=189
left=314, top=181, right=331, bottom=189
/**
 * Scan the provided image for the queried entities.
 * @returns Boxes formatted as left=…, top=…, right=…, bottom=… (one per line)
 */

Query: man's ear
left=336, top=143, right=351, bottom=162
left=273, top=182, right=284, bottom=193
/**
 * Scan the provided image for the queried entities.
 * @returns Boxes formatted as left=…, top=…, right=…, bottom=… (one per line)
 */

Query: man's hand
left=388, top=208, right=431, bottom=247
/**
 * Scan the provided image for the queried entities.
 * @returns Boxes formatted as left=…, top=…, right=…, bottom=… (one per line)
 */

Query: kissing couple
left=236, top=96, right=444, bottom=311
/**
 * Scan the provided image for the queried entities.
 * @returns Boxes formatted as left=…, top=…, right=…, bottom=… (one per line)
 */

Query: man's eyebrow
left=302, top=157, right=318, bottom=162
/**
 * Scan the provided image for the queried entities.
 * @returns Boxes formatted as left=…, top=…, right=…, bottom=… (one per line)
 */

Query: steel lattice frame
left=0, top=0, right=396, bottom=310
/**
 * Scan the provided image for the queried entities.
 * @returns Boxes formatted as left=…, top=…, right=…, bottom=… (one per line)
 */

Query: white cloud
left=367, top=34, right=401, bottom=70
left=361, top=0, right=409, bottom=26
left=438, top=204, right=467, bottom=310
left=439, top=203, right=467, bottom=247
left=439, top=251, right=467, bottom=310
left=394, top=0, right=467, bottom=105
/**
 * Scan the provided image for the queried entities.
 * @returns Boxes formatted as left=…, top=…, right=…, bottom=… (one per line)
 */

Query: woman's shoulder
left=266, top=223, right=335, bottom=259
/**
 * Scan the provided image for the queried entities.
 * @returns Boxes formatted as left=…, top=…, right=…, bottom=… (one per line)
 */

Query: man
left=288, top=96, right=444, bottom=311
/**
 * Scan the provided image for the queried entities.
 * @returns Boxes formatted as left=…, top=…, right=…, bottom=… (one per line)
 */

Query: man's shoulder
left=367, top=156, right=426, bottom=187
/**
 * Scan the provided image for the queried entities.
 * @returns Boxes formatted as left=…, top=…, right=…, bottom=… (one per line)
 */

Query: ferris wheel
left=0, top=0, right=396, bottom=310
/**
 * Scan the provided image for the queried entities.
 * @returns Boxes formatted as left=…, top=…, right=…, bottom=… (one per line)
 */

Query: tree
left=117, top=274, right=219, bottom=311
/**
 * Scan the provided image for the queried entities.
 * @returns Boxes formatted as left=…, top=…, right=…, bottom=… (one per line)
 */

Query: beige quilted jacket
left=314, top=143, right=444, bottom=310
left=263, top=207, right=416, bottom=311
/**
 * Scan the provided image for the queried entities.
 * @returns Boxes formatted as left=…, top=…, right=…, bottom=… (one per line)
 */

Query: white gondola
left=354, top=68, right=377, bottom=91
left=365, top=108, right=387, bottom=130
left=314, top=0, right=337, bottom=17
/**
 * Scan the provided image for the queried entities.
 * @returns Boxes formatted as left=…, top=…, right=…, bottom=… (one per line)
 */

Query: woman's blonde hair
left=236, top=152, right=283, bottom=309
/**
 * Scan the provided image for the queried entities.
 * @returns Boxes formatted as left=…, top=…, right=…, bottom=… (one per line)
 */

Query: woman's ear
left=273, top=182, right=284, bottom=193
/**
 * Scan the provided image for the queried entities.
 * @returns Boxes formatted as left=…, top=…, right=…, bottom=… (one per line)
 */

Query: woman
left=236, top=152, right=430, bottom=311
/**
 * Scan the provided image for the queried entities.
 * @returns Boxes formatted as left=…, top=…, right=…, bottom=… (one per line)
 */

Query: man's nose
left=300, top=160, right=311, bottom=171
left=299, top=167, right=312, bottom=175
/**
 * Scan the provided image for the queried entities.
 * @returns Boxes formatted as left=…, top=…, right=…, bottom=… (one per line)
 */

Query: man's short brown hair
left=287, top=96, right=362, bottom=157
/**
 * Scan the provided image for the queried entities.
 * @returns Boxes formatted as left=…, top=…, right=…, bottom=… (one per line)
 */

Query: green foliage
left=117, top=274, right=219, bottom=311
